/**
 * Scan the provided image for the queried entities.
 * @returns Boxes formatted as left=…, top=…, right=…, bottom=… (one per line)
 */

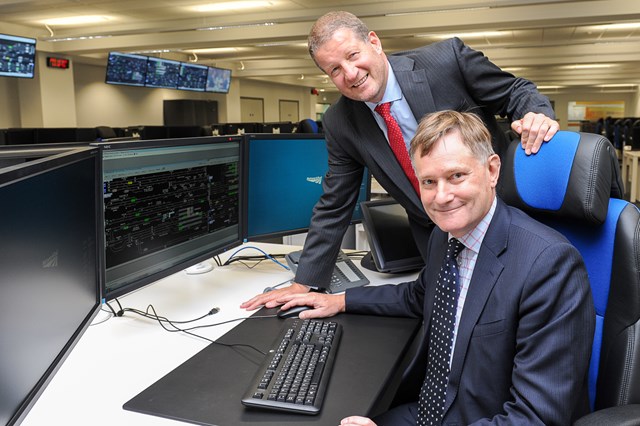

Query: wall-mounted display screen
left=105, top=52, right=148, bottom=87
left=178, top=63, right=208, bottom=91
left=0, top=33, right=36, bottom=79
left=206, top=67, right=232, bottom=94
left=145, top=57, right=180, bottom=89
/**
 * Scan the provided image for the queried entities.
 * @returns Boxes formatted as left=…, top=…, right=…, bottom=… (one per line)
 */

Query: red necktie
left=374, top=102, right=420, bottom=194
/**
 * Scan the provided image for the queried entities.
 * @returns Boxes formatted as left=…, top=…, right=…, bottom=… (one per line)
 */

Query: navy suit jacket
left=346, top=199, right=595, bottom=425
left=294, top=38, right=555, bottom=288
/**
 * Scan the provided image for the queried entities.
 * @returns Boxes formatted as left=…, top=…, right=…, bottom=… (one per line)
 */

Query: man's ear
left=369, top=31, right=383, bottom=53
left=488, top=153, right=501, bottom=188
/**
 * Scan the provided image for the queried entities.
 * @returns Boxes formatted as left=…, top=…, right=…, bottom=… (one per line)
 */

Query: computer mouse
left=276, top=305, right=313, bottom=319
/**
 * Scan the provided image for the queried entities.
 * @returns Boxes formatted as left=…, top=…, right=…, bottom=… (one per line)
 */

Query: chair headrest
left=500, top=131, right=614, bottom=225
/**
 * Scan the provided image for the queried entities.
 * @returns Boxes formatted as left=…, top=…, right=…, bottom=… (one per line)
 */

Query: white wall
left=0, top=77, right=21, bottom=128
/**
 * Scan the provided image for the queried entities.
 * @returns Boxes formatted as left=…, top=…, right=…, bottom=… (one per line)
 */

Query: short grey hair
left=308, top=11, right=369, bottom=67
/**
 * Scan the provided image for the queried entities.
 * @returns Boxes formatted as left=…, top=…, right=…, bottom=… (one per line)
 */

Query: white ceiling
left=2, top=0, right=640, bottom=95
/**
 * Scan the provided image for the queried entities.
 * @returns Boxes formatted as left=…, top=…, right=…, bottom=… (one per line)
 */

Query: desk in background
left=622, top=149, right=640, bottom=203
left=21, top=242, right=419, bottom=426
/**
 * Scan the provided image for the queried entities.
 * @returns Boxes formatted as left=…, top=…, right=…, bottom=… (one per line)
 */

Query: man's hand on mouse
left=277, top=293, right=346, bottom=319
left=240, top=282, right=310, bottom=311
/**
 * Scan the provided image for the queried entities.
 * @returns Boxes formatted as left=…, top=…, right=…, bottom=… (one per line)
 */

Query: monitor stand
left=359, top=252, right=378, bottom=272
left=185, top=262, right=214, bottom=275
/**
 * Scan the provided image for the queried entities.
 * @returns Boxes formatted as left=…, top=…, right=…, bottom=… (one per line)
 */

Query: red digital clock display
left=47, top=57, right=70, bottom=69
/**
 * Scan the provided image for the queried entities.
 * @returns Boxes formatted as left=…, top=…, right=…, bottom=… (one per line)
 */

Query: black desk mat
left=124, top=308, right=421, bottom=426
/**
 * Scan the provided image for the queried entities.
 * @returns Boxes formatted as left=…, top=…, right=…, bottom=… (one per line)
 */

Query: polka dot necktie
left=374, top=102, right=420, bottom=194
left=417, top=238, right=465, bottom=425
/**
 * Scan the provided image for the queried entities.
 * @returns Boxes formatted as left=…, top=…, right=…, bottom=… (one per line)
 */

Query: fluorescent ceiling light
left=417, top=31, right=509, bottom=39
left=188, top=47, right=241, bottom=54
left=559, top=63, right=616, bottom=70
left=386, top=7, right=489, bottom=17
left=41, top=15, right=112, bottom=26
left=586, top=22, right=640, bottom=31
left=197, top=22, right=275, bottom=31
left=595, top=83, right=638, bottom=88
left=501, top=67, right=525, bottom=72
left=191, top=1, right=273, bottom=13
left=537, top=85, right=565, bottom=89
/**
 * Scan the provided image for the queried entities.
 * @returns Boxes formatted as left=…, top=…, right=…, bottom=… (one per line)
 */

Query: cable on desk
left=110, top=301, right=275, bottom=356
left=222, top=246, right=290, bottom=270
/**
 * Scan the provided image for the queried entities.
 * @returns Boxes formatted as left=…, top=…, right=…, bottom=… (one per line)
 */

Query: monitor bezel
left=93, top=135, right=244, bottom=301
left=0, top=33, right=36, bottom=79
left=0, top=147, right=104, bottom=426
left=241, top=133, right=371, bottom=242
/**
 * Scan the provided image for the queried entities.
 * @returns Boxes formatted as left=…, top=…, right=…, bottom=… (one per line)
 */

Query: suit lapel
left=443, top=200, right=510, bottom=413
left=389, top=55, right=436, bottom=121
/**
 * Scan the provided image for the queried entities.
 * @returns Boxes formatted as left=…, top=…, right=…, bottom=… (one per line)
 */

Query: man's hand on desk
left=277, top=292, right=346, bottom=319
left=240, top=282, right=310, bottom=310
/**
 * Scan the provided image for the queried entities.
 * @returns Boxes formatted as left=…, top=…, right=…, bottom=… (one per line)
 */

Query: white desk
left=21, top=242, right=417, bottom=426
left=622, top=149, right=640, bottom=203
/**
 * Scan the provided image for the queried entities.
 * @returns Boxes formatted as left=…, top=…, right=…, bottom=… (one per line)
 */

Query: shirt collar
left=451, top=196, right=497, bottom=254
left=366, top=62, right=402, bottom=112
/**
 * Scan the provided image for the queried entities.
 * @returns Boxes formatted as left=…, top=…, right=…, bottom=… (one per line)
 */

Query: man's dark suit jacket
left=345, top=198, right=595, bottom=425
left=294, top=37, right=555, bottom=289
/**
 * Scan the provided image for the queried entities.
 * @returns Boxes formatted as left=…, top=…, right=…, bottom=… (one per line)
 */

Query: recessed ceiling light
left=41, top=15, right=112, bottom=26
left=586, top=22, right=640, bottom=31
left=191, top=1, right=274, bottom=13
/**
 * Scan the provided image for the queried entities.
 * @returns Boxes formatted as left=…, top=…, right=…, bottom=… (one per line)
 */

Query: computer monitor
left=0, top=147, right=103, bottom=426
left=0, top=142, right=91, bottom=168
left=360, top=199, right=425, bottom=273
left=0, top=33, right=36, bottom=79
left=145, top=56, right=180, bottom=89
left=96, top=136, right=243, bottom=300
left=178, top=62, right=208, bottom=92
left=205, top=66, right=231, bottom=93
left=242, top=133, right=370, bottom=241
left=105, top=52, right=147, bottom=87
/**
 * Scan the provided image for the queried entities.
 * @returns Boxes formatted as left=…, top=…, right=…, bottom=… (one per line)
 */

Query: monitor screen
left=145, top=56, right=180, bottom=89
left=0, top=33, right=36, bottom=79
left=105, top=52, right=148, bottom=87
left=242, top=134, right=370, bottom=241
left=205, top=66, right=231, bottom=93
left=178, top=62, right=208, bottom=92
left=0, top=147, right=103, bottom=426
left=360, top=199, right=425, bottom=274
left=97, top=136, right=243, bottom=300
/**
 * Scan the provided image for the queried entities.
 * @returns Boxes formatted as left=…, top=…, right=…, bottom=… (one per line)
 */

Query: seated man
left=276, top=110, right=595, bottom=425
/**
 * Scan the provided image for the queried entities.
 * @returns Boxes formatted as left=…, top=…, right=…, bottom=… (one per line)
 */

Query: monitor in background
left=0, top=147, right=103, bottom=426
left=105, top=52, right=147, bottom=87
left=145, top=56, right=180, bottom=89
left=205, top=66, right=231, bottom=93
left=0, top=142, right=91, bottom=168
left=0, top=33, right=36, bottom=79
left=242, top=133, right=370, bottom=241
left=96, top=136, right=243, bottom=300
left=360, top=199, right=426, bottom=274
left=178, top=62, right=208, bottom=91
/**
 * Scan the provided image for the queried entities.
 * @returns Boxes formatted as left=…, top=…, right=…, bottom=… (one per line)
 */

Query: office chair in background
left=500, top=131, right=640, bottom=425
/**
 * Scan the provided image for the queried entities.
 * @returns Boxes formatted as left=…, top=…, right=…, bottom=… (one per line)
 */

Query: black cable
left=118, top=303, right=273, bottom=356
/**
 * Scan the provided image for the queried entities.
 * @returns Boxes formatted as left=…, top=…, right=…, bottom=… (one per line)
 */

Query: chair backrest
left=500, top=131, right=640, bottom=411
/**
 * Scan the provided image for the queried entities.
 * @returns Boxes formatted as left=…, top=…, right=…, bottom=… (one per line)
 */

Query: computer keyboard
left=241, top=318, right=342, bottom=415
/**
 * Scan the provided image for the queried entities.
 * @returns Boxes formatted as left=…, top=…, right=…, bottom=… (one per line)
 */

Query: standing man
left=242, top=11, right=559, bottom=310
left=275, top=110, right=594, bottom=425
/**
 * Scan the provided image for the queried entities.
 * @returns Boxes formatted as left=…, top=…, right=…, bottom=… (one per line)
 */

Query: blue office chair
left=500, top=131, right=640, bottom=424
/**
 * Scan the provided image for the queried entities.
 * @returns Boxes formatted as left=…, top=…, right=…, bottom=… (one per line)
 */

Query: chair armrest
left=574, top=404, right=640, bottom=426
